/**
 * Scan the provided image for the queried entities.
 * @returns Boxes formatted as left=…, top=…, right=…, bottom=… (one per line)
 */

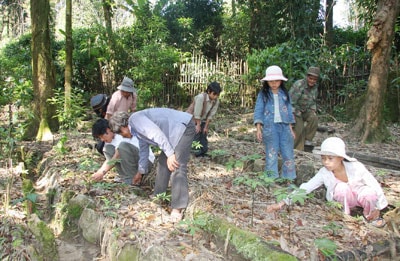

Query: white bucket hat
left=313, top=137, right=356, bottom=162
left=117, top=77, right=136, bottom=93
left=261, top=65, right=288, bottom=82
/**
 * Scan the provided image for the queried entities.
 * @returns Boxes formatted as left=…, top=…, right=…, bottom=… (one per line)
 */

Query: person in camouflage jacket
left=289, top=67, right=320, bottom=150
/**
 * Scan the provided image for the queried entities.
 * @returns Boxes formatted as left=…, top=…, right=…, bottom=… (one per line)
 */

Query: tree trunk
left=102, top=0, right=116, bottom=88
left=64, top=0, right=73, bottom=120
left=350, top=0, right=400, bottom=143
left=324, top=0, right=334, bottom=46
left=248, top=0, right=258, bottom=51
left=31, top=0, right=57, bottom=141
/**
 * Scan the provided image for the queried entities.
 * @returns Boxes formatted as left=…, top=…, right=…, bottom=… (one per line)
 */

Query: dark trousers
left=153, top=120, right=196, bottom=209
left=193, top=121, right=208, bottom=156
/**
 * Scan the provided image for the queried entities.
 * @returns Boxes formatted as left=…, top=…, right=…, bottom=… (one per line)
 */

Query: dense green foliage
left=160, top=0, right=224, bottom=58
left=0, top=0, right=399, bottom=139
left=0, top=34, right=33, bottom=106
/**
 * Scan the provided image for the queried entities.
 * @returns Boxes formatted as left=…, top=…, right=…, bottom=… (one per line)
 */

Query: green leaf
left=314, top=238, right=337, bottom=258
left=25, top=193, right=38, bottom=203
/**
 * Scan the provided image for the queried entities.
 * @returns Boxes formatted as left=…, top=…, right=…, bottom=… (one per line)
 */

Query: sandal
left=170, top=209, right=183, bottom=223
left=368, top=217, right=386, bottom=228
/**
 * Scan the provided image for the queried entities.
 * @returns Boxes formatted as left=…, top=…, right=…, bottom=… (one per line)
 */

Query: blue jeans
left=262, top=122, right=296, bottom=180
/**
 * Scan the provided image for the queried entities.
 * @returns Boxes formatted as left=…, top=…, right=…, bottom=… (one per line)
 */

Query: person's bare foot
left=365, top=209, right=380, bottom=221
left=170, top=209, right=183, bottom=223
left=132, top=173, right=142, bottom=186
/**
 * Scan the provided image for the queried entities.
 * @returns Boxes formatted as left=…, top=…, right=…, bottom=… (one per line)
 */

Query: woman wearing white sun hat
left=267, top=137, right=388, bottom=228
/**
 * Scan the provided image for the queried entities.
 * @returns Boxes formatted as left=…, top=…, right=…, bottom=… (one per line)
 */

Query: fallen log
left=347, top=151, right=400, bottom=171
left=331, top=237, right=400, bottom=260
left=195, top=212, right=298, bottom=261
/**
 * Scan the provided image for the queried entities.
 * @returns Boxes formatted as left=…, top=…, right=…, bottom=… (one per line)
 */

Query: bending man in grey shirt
left=109, top=109, right=195, bottom=222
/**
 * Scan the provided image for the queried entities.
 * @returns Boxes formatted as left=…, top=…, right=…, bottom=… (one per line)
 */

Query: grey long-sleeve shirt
left=128, top=108, right=193, bottom=174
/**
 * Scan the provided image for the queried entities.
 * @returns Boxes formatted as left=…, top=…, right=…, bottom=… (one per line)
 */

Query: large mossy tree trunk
left=350, top=0, right=400, bottom=143
left=30, top=0, right=58, bottom=141
left=64, top=0, right=73, bottom=118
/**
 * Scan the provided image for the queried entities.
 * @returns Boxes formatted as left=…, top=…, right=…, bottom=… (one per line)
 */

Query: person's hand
left=132, top=172, right=142, bottom=186
left=92, top=171, right=105, bottom=182
left=195, top=124, right=201, bottom=133
left=203, top=126, right=208, bottom=134
left=311, top=109, right=317, bottom=116
left=167, top=154, right=180, bottom=171
left=256, top=130, right=262, bottom=142
left=266, top=201, right=285, bottom=212
left=291, top=128, right=296, bottom=139
left=366, top=209, right=380, bottom=221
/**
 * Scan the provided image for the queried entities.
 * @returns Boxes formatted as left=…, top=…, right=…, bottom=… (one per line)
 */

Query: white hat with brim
left=313, top=137, right=357, bottom=162
left=117, top=77, right=136, bottom=93
left=261, top=65, right=288, bottom=82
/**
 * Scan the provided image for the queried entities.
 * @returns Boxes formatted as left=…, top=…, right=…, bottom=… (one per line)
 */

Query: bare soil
left=1, top=108, right=399, bottom=260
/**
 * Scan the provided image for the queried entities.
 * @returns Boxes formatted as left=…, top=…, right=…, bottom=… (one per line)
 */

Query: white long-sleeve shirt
left=299, top=161, right=388, bottom=210
left=106, top=134, right=155, bottom=163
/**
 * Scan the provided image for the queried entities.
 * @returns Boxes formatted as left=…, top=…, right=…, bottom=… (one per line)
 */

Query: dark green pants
left=294, top=110, right=318, bottom=151
left=104, top=142, right=139, bottom=185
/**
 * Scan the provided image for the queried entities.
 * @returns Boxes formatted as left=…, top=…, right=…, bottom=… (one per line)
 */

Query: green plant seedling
left=376, top=169, right=386, bottom=177
left=191, top=140, right=202, bottom=150
left=54, top=133, right=68, bottom=155
left=208, top=149, right=228, bottom=158
left=100, top=196, right=112, bottom=209
left=259, top=174, right=277, bottom=192
left=226, top=153, right=262, bottom=171
left=139, top=211, right=151, bottom=219
left=234, top=172, right=273, bottom=226
left=273, top=185, right=310, bottom=206
left=314, top=238, right=338, bottom=260
left=153, top=192, right=171, bottom=204
left=12, top=192, right=38, bottom=205
left=78, top=157, right=101, bottom=172
left=326, top=201, right=343, bottom=210
left=12, top=192, right=38, bottom=215
left=222, top=204, right=233, bottom=217
left=153, top=192, right=171, bottom=222
left=375, top=169, right=387, bottom=182
left=92, top=182, right=118, bottom=190
left=179, top=216, right=207, bottom=246
left=323, top=222, right=343, bottom=236
left=272, top=185, right=312, bottom=237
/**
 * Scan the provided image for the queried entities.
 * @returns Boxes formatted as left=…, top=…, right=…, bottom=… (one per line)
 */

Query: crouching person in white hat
left=266, top=137, right=388, bottom=228
left=105, top=76, right=137, bottom=120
